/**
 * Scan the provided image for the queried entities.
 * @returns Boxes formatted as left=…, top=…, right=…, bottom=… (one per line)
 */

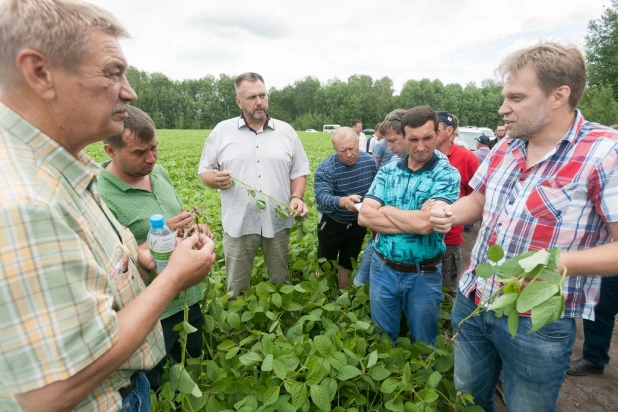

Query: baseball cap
left=436, top=111, right=456, bottom=128
left=475, top=135, right=491, bottom=145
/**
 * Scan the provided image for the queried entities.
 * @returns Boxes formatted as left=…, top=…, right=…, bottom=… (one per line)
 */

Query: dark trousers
left=583, top=276, right=618, bottom=367
left=145, top=303, right=204, bottom=390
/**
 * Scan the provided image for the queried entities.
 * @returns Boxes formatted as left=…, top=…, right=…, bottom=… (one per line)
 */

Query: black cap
left=436, top=111, right=456, bottom=128
left=475, top=135, right=491, bottom=145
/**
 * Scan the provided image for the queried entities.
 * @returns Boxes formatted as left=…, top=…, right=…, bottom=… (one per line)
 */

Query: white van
left=323, top=124, right=341, bottom=134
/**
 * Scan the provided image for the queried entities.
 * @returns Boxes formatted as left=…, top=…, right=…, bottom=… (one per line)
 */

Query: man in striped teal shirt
left=314, top=127, right=379, bottom=289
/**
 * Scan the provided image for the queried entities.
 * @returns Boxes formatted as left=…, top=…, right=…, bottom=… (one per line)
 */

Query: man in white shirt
left=199, top=72, right=311, bottom=298
left=352, top=119, right=367, bottom=152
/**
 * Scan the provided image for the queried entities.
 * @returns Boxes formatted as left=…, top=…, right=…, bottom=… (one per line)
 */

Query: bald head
left=332, top=127, right=360, bottom=165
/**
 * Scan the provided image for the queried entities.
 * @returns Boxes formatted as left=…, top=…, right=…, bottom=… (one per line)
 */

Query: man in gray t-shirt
left=372, top=138, right=394, bottom=167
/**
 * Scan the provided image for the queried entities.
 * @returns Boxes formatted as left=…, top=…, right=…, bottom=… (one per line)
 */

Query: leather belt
left=118, top=374, right=137, bottom=399
left=375, top=252, right=441, bottom=273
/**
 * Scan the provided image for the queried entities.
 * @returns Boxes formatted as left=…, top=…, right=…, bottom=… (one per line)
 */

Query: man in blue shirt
left=359, top=106, right=460, bottom=345
left=315, top=127, right=379, bottom=289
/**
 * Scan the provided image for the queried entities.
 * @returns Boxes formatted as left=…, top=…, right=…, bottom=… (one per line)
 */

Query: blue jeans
left=120, top=372, right=150, bottom=412
left=353, top=239, right=375, bottom=287
left=451, top=291, right=575, bottom=412
left=369, top=253, right=443, bottom=346
left=583, top=275, right=618, bottom=366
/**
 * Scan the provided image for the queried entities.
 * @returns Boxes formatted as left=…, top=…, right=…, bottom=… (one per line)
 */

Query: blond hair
left=497, top=42, right=586, bottom=109
left=0, top=0, right=129, bottom=87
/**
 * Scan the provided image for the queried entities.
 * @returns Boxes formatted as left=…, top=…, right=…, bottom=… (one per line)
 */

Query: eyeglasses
left=385, top=113, right=401, bottom=121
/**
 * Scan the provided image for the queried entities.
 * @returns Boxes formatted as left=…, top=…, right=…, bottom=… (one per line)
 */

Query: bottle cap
left=150, top=214, right=165, bottom=228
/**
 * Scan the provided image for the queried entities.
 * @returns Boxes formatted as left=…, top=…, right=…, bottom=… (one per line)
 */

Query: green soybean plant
left=455, top=245, right=567, bottom=339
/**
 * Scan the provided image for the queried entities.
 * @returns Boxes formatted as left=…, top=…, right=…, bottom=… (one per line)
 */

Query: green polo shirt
left=98, top=161, right=204, bottom=319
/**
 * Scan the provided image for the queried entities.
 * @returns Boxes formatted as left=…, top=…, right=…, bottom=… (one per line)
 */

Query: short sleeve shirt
left=459, top=111, right=618, bottom=320
left=365, top=154, right=461, bottom=264
left=97, top=162, right=204, bottom=320
left=0, top=104, right=165, bottom=411
left=198, top=116, right=310, bottom=238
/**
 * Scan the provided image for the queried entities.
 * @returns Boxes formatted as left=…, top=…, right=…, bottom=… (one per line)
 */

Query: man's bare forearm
left=199, top=171, right=218, bottom=189
left=290, top=176, right=307, bottom=198
left=380, top=206, right=432, bottom=235
left=358, top=205, right=404, bottom=234
left=450, top=192, right=485, bottom=226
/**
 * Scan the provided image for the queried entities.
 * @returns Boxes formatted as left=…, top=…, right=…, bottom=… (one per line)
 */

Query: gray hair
left=0, top=0, right=129, bottom=88
left=234, top=72, right=265, bottom=95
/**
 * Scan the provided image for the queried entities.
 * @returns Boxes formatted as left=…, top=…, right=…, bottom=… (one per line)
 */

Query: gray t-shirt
left=372, top=139, right=394, bottom=166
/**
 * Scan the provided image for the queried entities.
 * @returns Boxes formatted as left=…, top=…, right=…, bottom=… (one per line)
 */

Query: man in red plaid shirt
left=430, top=42, right=618, bottom=412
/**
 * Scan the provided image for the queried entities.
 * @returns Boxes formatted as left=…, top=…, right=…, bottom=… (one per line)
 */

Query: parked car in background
left=457, top=126, right=488, bottom=151
left=323, top=124, right=341, bottom=134
left=362, top=128, right=375, bottom=136
left=305, top=129, right=318, bottom=133
left=479, top=127, right=495, bottom=138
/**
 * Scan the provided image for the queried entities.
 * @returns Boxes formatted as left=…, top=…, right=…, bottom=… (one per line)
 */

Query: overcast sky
left=92, top=0, right=610, bottom=93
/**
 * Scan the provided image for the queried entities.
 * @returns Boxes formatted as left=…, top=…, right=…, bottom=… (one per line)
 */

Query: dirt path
left=461, top=226, right=618, bottom=412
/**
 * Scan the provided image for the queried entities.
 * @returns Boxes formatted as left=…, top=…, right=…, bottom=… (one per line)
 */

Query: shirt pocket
left=525, top=178, right=578, bottom=222
left=110, top=245, right=147, bottom=310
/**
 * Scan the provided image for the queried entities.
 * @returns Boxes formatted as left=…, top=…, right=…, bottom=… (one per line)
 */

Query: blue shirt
left=314, top=151, right=378, bottom=223
left=372, top=139, right=394, bottom=167
left=365, top=154, right=460, bottom=264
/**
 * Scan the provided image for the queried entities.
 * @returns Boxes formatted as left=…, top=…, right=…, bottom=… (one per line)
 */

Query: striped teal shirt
left=314, top=151, right=378, bottom=223
left=366, top=154, right=460, bottom=264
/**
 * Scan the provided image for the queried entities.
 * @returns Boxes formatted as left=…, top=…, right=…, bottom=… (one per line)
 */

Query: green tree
left=579, top=84, right=618, bottom=126
left=585, top=0, right=618, bottom=100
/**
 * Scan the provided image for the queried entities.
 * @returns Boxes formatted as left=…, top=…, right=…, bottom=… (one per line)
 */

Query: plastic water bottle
left=147, top=214, right=176, bottom=274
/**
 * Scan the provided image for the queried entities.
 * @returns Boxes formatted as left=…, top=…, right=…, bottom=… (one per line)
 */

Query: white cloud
left=92, top=0, right=610, bottom=92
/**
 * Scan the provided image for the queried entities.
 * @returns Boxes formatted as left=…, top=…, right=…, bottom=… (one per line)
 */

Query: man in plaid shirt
left=0, top=1, right=215, bottom=410
left=430, top=42, right=618, bottom=412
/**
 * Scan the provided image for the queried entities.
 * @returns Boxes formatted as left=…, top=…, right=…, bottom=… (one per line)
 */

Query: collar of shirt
left=0, top=103, right=99, bottom=196
left=238, top=113, right=275, bottom=133
left=396, top=153, right=441, bottom=174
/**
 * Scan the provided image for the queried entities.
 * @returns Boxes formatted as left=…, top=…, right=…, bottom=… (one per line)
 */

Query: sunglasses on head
left=385, top=113, right=401, bottom=121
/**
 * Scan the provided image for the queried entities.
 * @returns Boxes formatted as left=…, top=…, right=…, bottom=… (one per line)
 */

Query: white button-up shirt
left=198, top=116, right=310, bottom=238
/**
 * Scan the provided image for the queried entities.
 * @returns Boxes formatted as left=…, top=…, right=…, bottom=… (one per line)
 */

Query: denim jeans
left=353, top=239, right=375, bottom=287
left=583, top=275, right=618, bottom=366
left=369, top=253, right=443, bottom=346
left=120, top=372, right=150, bottom=412
left=451, top=291, right=575, bottom=412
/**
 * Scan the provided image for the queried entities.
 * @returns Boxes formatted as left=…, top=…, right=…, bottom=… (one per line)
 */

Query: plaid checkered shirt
left=460, top=110, right=618, bottom=320
left=0, top=104, right=165, bottom=411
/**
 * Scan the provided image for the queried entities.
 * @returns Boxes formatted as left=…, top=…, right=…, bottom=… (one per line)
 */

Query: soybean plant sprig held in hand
left=211, top=162, right=295, bottom=220
left=454, top=245, right=567, bottom=340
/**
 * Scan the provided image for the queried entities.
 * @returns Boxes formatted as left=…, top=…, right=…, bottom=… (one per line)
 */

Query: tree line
left=126, top=2, right=618, bottom=131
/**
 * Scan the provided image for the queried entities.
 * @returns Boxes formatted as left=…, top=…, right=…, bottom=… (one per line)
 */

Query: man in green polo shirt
left=98, top=105, right=212, bottom=390
left=358, top=105, right=460, bottom=346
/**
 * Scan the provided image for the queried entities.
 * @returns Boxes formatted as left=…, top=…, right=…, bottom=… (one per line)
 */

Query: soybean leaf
left=499, top=251, right=536, bottom=277
left=263, top=386, right=280, bottom=406
left=182, top=321, right=197, bottom=334
left=256, top=199, right=266, bottom=210
left=271, top=292, right=282, bottom=308
left=227, top=312, right=241, bottom=329
left=402, top=363, right=411, bottom=386
left=284, top=381, right=307, bottom=410
left=380, top=377, right=400, bottom=394
left=248, top=189, right=256, bottom=198
left=547, top=247, right=561, bottom=270
left=538, top=268, right=563, bottom=285
left=369, top=364, right=391, bottom=381
left=476, top=263, right=495, bottom=279
left=507, top=311, right=520, bottom=339
left=217, top=340, right=236, bottom=351
left=225, top=346, right=239, bottom=360
left=517, top=282, right=560, bottom=313
left=314, top=335, right=334, bottom=356
left=261, top=354, right=273, bottom=371
left=487, top=245, right=505, bottom=263
left=518, top=249, right=550, bottom=272
left=337, top=365, right=362, bottom=381
left=385, top=397, right=404, bottom=411
left=273, top=357, right=288, bottom=379
left=239, top=352, right=262, bottom=366
left=310, top=385, right=331, bottom=411
left=529, top=296, right=563, bottom=334
left=426, top=371, right=442, bottom=389
left=367, top=350, right=378, bottom=369
left=487, top=293, right=518, bottom=311
left=435, top=354, right=453, bottom=372
left=305, top=363, right=328, bottom=386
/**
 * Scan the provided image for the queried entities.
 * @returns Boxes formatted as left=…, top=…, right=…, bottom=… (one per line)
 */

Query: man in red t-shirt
left=435, top=111, right=479, bottom=296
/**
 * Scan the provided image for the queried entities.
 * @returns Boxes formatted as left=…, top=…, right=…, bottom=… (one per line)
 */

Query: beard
left=508, top=103, right=551, bottom=140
